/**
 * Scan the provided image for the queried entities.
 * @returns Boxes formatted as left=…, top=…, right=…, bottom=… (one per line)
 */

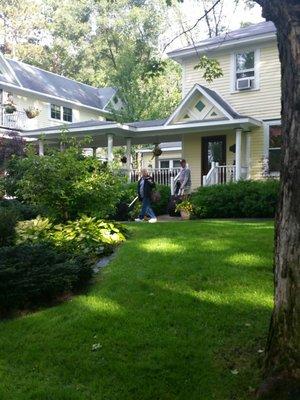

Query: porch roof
left=20, top=116, right=261, bottom=147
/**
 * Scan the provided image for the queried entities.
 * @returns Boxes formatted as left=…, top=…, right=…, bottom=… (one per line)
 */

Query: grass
left=0, top=220, right=274, bottom=400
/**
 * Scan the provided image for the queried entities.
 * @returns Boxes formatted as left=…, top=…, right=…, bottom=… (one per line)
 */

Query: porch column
left=126, top=138, right=131, bottom=170
left=126, top=138, right=132, bottom=181
left=107, top=134, right=114, bottom=163
left=38, top=140, right=44, bottom=156
left=92, top=147, right=97, bottom=158
left=235, top=128, right=242, bottom=181
left=245, top=132, right=251, bottom=179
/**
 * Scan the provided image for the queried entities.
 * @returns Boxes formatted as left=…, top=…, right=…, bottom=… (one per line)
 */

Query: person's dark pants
left=139, top=196, right=156, bottom=219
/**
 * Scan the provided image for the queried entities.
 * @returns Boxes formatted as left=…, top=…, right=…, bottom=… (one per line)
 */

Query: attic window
left=195, top=100, right=205, bottom=113
left=183, top=114, right=190, bottom=119
left=211, top=111, right=218, bottom=116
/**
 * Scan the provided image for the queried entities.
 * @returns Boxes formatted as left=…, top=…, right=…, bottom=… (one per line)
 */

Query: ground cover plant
left=191, top=180, right=280, bottom=218
left=0, top=220, right=274, bottom=400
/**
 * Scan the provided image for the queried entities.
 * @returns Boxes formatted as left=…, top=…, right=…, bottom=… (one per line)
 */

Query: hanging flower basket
left=4, top=104, right=17, bottom=114
left=152, top=145, right=162, bottom=158
left=24, top=107, right=40, bottom=119
left=121, top=155, right=127, bottom=164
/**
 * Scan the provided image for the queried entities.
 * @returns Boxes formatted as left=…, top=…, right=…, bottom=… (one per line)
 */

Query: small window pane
left=195, top=100, right=205, bottom=112
left=51, top=104, right=61, bottom=120
left=160, top=160, right=170, bottom=169
left=270, top=125, right=282, bottom=148
left=173, top=160, right=181, bottom=168
left=63, top=107, right=72, bottom=122
left=236, top=52, right=255, bottom=71
left=269, top=149, right=281, bottom=172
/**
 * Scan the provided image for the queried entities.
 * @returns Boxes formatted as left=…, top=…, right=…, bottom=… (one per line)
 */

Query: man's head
left=180, top=159, right=187, bottom=168
left=141, top=168, right=149, bottom=177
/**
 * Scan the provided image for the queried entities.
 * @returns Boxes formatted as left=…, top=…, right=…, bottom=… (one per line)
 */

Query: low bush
left=0, top=244, right=93, bottom=315
left=5, top=148, right=125, bottom=222
left=191, top=180, right=280, bottom=218
left=112, top=182, right=171, bottom=220
left=16, top=215, right=127, bottom=259
left=0, top=199, right=41, bottom=220
left=0, top=207, right=18, bottom=246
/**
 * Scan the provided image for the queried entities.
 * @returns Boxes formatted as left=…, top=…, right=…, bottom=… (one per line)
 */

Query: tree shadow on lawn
left=0, top=220, right=274, bottom=400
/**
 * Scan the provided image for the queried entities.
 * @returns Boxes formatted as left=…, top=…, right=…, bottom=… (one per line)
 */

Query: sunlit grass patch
left=0, top=220, right=274, bottom=400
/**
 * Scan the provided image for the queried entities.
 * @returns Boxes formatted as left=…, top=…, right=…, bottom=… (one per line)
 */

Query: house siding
left=182, top=41, right=281, bottom=121
left=1, top=89, right=104, bottom=131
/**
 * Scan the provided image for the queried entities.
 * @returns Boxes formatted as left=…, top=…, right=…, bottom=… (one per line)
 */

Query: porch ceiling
left=20, top=117, right=261, bottom=147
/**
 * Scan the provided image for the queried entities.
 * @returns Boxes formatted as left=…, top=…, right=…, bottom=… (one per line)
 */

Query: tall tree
left=169, top=0, right=300, bottom=398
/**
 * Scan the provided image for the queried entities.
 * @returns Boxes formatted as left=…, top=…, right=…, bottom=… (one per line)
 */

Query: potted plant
left=24, top=107, right=40, bottom=119
left=4, top=103, right=17, bottom=114
left=120, top=155, right=127, bottom=164
left=152, top=145, right=162, bottom=158
left=175, top=200, right=194, bottom=220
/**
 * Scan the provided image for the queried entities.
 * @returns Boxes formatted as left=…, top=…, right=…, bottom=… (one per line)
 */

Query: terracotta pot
left=180, top=210, right=190, bottom=220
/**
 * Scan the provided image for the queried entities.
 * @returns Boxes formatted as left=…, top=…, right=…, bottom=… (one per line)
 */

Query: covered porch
left=21, top=84, right=262, bottom=191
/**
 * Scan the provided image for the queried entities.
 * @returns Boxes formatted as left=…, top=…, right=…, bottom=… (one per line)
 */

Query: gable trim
left=164, top=84, right=233, bottom=126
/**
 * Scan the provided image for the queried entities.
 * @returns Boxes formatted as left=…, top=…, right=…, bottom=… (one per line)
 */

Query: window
left=195, top=100, right=205, bottom=113
left=50, top=104, right=73, bottom=122
left=173, top=159, right=181, bottom=168
left=269, top=125, right=282, bottom=173
left=160, top=160, right=170, bottom=169
left=234, top=50, right=257, bottom=90
left=51, top=104, right=61, bottom=120
left=63, top=107, right=72, bottom=122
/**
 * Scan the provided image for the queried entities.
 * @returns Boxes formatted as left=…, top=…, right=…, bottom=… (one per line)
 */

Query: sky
left=163, top=0, right=265, bottom=52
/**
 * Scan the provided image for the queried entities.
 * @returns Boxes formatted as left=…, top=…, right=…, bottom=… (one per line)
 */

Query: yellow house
left=21, top=21, right=282, bottom=190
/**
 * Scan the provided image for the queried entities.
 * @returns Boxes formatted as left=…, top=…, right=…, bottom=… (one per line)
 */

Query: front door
left=201, top=135, right=226, bottom=177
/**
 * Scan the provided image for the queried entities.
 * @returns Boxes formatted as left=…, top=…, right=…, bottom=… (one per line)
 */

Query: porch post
left=235, top=128, right=242, bottom=181
left=38, top=140, right=44, bottom=156
left=126, top=138, right=132, bottom=181
left=92, top=147, right=97, bottom=158
left=107, top=134, right=114, bottom=163
left=245, top=132, right=251, bottom=179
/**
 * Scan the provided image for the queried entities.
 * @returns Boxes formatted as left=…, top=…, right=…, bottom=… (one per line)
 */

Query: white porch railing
left=203, top=162, right=236, bottom=186
left=0, top=106, right=29, bottom=130
left=130, top=168, right=181, bottom=187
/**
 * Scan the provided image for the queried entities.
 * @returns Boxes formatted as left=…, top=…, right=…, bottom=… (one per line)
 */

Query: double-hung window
left=50, top=104, right=73, bottom=122
left=233, top=50, right=258, bottom=91
left=269, top=125, right=282, bottom=174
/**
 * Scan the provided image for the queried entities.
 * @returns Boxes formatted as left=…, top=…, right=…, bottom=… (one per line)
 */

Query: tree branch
left=163, top=0, right=222, bottom=53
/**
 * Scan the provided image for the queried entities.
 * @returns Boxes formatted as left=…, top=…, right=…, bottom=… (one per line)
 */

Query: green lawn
left=0, top=220, right=274, bottom=400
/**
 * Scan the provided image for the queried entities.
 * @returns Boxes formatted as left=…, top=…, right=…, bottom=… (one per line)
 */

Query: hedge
left=0, top=244, right=93, bottom=315
left=191, top=180, right=280, bottom=218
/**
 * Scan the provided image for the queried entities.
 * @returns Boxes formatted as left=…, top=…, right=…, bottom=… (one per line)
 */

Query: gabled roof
left=168, top=21, right=276, bottom=60
left=164, top=84, right=244, bottom=125
left=0, top=55, right=117, bottom=111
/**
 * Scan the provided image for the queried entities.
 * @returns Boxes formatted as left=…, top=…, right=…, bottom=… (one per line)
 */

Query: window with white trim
left=50, top=104, right=73, bottom=122
left=269, top=125, right=282, bottom=173
left=234, top=50, right=257, bottom=90
left=159, top=159, right=181, bottom=169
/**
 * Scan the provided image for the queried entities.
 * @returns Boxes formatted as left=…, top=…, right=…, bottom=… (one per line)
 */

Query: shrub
left=0, top=244, right=93, bottom=314
left=191, top=180, right=280, bottom=218
left=0, top=199, right=41, bottom=220
left=0, top=207, right=18, bottom=246
left=5, top=148, right=125, bottom=222
left=112, top=182, right=171, bottom=220
left=16, top=216, right=127, bottom=259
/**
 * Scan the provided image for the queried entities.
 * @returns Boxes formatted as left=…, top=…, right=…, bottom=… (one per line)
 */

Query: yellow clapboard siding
left=182, top=42, right=281, bottom=121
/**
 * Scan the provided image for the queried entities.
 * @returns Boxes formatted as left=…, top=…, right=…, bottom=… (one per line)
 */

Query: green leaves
left=194, top=55, right=223, bottom=83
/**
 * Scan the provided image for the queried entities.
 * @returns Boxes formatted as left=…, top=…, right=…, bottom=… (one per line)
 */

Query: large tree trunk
left=254, top=1, right=300, bottom=398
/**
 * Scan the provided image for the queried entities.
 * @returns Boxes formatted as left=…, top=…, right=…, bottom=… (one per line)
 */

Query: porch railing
left=0, top=106, right=29, bottom=130
left=130, top=168, right=181, bottom=186
left=203, top=162, right=236, bottom=186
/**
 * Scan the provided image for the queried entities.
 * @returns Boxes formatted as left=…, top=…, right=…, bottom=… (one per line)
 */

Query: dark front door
left=201, top=135, right=226, bottom=177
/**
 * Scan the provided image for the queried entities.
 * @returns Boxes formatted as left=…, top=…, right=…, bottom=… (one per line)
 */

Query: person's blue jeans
left=139, top=196, right=156, bottom=219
